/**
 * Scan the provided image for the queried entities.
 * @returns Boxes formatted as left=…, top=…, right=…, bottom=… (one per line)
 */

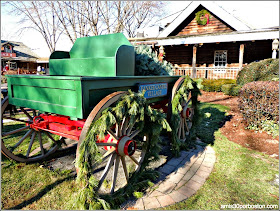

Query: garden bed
left=198, top=91, right=279, bottom=159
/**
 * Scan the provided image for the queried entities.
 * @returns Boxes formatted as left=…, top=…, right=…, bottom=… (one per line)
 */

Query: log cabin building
left=130, top=1, right=279, bottom=79
left=1, top=40, right=40, bottom=74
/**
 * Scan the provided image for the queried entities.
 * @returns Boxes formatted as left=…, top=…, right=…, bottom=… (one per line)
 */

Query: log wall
left=164, top=40, right=272, bottom=67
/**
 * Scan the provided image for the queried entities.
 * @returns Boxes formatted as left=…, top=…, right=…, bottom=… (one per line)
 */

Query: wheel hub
left=117, top=136, right=136, bottom=156
left=181, top=106, right=191, bottom=118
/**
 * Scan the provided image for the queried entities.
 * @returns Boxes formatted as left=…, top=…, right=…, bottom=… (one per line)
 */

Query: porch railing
left=172, top=67, right=241, bottom=79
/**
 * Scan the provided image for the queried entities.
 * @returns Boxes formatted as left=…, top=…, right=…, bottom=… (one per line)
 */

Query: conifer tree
left=134, top=45, right=173, bottom=76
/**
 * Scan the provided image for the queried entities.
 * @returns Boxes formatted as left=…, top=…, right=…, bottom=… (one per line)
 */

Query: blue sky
left=1, top=1, right=279, bottom=57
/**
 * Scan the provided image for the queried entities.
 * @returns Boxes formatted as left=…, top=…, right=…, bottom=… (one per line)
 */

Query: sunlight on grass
left=2, top=102, right=278, bottom=210
left=1, top=162, right=78, bottom=210
left=162, top=131, right=279, bottom=210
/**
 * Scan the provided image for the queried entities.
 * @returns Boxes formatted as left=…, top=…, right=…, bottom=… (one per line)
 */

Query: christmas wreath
left=195, top=9, right=211, bottom=25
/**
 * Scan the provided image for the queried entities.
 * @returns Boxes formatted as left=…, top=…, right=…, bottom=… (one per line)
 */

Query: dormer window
left=5, top=45, right=12, bottom=53
left=1, top=44, right=13, bottom=53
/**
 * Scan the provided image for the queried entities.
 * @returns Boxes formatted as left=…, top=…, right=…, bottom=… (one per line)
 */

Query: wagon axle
left=27, top=114, right=86, bottom=141
left=181, top=106, right=192, bottom=119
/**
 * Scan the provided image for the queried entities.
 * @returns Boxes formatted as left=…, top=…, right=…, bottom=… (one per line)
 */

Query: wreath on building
left=195, top=9, right=211, bottom=25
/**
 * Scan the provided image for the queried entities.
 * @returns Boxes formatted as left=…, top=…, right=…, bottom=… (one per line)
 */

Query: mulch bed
left=198, top=91, right=279, bottom=159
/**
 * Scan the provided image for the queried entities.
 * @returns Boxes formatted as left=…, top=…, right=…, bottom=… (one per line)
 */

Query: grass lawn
left=163, top=102, right=279, bottom=210
left=163, top=130, right=279, bottom=210
left=1, top=161, right=79, bottom=210
left=1, top=102, right=279, bottom=210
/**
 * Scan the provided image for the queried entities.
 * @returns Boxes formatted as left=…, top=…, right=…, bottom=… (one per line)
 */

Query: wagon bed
left=6, top=74, right=180, bottom=119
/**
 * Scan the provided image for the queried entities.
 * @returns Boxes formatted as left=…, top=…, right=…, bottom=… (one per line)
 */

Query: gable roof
left=158, top=1, right=251, bottom=38
left=1, top=40, right=39, bottom=59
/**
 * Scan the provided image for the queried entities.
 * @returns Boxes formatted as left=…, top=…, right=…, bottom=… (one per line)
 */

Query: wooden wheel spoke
left=97, top=153, right=117, bottom=191
left=26, top=132, right=36, bottom=157
left=127, top=119, right=136, bottom=136
left=44, top=131, right=57, bottom=144
left=106, top=129, right=119, bottom=142
left=182, top=119, right=186, bottom=139
left=129, top=155, right=139, bottom=166
left=186, top=98, right=191, bottom=107
left=110, top=155, right=120, bottom=194
left=3, top=116, right=30, bottom=124
left=102, top=147, right=116, bottom=159
left=2, top=126, right=29, bottom=137
left=20, top=107, right=33, bottom=121
left=96, top=142, right=117, bottom=147
left=32, top=110, right=36, bottom=118
left=116, top=123, right=121, bottom=137
left=38, top=132, right=45, bottom=155
left=121, top=117, right=129, bottom=135
left=121, top=156, right=129, bottom=182
left=129, top=129, right=140, bottom=139
left=178, top=119, right=182, bottom=139
left=11, top=129, right=33, bottom=152
left=184, top=118, right=189, bottom=132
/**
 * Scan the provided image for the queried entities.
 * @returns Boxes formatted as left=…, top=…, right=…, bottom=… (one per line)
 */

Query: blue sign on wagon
left=139, top=83, right=168, bottom=99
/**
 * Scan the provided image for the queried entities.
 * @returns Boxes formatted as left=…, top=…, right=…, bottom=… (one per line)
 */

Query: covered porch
left=130, top=28, right=279, bottom=79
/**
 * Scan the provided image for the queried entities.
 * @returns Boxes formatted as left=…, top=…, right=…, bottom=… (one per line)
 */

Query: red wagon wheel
left=1, top=96, right=60, bottom=162
left=168, top=77, right=194, bottom=142
left=77, top=91, right=148, bottom=194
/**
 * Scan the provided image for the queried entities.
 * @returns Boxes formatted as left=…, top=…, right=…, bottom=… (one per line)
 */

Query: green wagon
left=2, top=33, right=195, bottom=194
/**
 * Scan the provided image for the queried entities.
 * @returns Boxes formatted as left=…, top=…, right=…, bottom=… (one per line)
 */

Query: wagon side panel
left=81, top=76, right=180, bottom=118
left=7, top=76, right=83, bottom=119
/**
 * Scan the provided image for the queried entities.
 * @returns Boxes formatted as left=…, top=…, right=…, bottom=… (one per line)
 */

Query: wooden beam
left=192, top=46, right=197, bottom=78
left=239, top=44, right=244, bottom=69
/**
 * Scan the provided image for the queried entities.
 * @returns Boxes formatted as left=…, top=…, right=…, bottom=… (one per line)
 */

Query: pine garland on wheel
left=74, top=90, right=171, bottom=209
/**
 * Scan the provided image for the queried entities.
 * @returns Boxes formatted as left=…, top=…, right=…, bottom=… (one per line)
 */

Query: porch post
left=239, top=44, right=244, bottom=69
left=192, top=45, right=197, bottom=78
left=272, top=39, right=279, bottom=59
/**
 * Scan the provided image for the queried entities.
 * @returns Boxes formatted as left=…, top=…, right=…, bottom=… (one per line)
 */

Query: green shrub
left=247, top=120, right=279, bottom=138
left=221, top=84, right=242, bottom=96
left=238, top=81, right=279, bottom=131
left=236, top=58, right=279, bottom=86
left=202, top=79, right=236, bottom=92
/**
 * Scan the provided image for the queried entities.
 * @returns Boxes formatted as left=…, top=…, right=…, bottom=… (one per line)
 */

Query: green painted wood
left=49, top=33, right=135, bottom=77
left=6, top=75, right=180, bottom=119
left=7, top=75, right=83, bottom=119
left=70, top=33, right=132, bottom=58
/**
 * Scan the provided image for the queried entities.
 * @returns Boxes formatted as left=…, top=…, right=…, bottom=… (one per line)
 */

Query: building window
left=4, top=45, right=12, bottom=53
left=9, top=62, right=17, bottom=70
left=214, top=50, right=227, bottom=67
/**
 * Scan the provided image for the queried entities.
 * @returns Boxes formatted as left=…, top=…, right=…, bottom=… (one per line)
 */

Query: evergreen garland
left=170, top=76, right=203, bottom=156
left=74, top=90, right=171, bottom=209
left=134, top=45, right=173, bottom=76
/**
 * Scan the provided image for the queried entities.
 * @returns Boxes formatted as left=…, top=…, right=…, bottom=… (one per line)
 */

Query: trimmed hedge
left=202, top=79, right=236, bottom=92
left=221, top=84, right=242, bottom=96
left=238, top=81, right=279, bottom=129
left=236, top=58, right=279, bottom=86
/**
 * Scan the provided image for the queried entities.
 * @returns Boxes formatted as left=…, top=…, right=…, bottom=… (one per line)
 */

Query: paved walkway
left=128, top=145, right=216, bottom=210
